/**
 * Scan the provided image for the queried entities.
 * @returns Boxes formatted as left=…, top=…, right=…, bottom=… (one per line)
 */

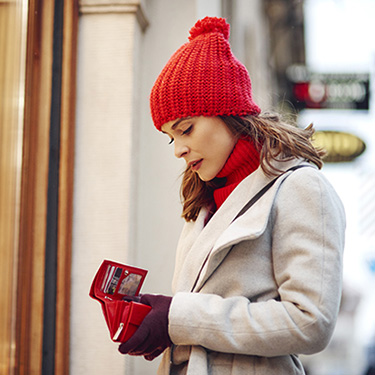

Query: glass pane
left=0, top=0, right=28, bottom=373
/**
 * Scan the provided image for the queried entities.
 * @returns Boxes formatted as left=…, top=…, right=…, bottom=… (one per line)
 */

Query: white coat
left=158, top=158, right=346, bottom=375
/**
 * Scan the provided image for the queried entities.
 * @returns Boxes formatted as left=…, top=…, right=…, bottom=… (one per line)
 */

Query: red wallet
left=89, top=259, right=151, bottom=343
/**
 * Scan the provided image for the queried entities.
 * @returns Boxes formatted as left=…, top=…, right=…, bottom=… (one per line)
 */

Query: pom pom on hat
left=150, top=17, right=261, bottom=131
left=188, top=16, right=230, bottom=41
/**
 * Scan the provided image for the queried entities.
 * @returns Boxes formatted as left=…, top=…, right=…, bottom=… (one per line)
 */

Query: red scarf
left=213, top=138, right=260, bottom=210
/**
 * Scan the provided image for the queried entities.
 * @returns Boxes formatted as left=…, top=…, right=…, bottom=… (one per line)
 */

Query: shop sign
left=313, top=130, right=366, bottom=162
left=287, top=65, right=370, bottom=110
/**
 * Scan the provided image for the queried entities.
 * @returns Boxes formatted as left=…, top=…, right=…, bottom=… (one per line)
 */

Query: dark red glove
left=118, top=294, right=172, bottom=361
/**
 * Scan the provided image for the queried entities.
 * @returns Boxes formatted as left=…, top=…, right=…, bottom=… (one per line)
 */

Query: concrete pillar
left=70, top=1, right=147, bottom=374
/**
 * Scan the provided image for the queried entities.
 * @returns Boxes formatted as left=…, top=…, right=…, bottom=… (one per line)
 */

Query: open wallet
left=89, top=259, right=152, bottom=343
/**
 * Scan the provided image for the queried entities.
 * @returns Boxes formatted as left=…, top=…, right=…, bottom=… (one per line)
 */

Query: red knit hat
left=150, top=17, right=261, bottom=131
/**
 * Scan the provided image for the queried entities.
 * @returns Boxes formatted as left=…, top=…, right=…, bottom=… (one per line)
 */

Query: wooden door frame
left=55, top=1, right=79, bottom=373
left=16, top=0, right=78, bottom=374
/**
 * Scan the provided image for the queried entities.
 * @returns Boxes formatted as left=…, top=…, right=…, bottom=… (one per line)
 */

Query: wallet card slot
left=101, top=264, right=112, bottom=292
left=105, top=266, right=123, bottom=294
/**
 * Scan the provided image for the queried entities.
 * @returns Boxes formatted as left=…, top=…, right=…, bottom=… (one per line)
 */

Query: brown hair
left=180, top=113, right=326, bottom=222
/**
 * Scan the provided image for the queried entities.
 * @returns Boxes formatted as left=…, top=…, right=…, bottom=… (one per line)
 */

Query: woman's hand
left=118, top=294, right=173, bottom=361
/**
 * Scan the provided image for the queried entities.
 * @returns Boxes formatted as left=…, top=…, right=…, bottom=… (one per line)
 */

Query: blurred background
left=1, top=0, right=374, bottom=374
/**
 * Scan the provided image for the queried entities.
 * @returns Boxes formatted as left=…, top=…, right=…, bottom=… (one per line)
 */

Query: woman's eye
left=182, top=125, right=193, bottom=135
left=168, top=138, right=174, bottom=145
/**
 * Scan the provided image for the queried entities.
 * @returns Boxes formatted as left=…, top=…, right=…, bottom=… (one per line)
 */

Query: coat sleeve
left=168, top=169, right=346, bottom=357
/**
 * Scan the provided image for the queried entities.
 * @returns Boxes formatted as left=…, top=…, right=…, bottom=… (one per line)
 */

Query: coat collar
left=172, top=159, right=310, bottom=293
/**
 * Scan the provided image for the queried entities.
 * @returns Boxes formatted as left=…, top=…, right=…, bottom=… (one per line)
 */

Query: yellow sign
left=313, top=131, right=366, bottom=162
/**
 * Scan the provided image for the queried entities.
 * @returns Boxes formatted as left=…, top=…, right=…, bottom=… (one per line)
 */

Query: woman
left=119, top=17, right=346, bottom=375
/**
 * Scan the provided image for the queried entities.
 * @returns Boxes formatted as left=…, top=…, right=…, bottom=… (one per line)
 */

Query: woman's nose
left=174, top=140, right=189, bottom=159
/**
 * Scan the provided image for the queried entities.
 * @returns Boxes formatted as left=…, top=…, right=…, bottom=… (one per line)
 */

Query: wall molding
left=79, top=0, right=148, bottom=31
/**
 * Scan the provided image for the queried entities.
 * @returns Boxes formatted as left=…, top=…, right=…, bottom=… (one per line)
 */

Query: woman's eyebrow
left=160, top=121, right=181, bottom=135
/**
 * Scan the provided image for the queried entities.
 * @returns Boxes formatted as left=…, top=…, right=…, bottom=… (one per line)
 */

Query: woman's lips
left=190, top=159, right=203, bottom=172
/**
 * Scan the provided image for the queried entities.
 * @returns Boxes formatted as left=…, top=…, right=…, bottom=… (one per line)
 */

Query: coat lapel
left=173, top=159, right=308, bottom=294
left=172, top=167, right=268, bottom=293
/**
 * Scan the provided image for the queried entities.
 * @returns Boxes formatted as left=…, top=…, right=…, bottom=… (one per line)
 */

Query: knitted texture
left=150, top=17, right=261, bottom=130
left=214, top=138, right=260, bottom=209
